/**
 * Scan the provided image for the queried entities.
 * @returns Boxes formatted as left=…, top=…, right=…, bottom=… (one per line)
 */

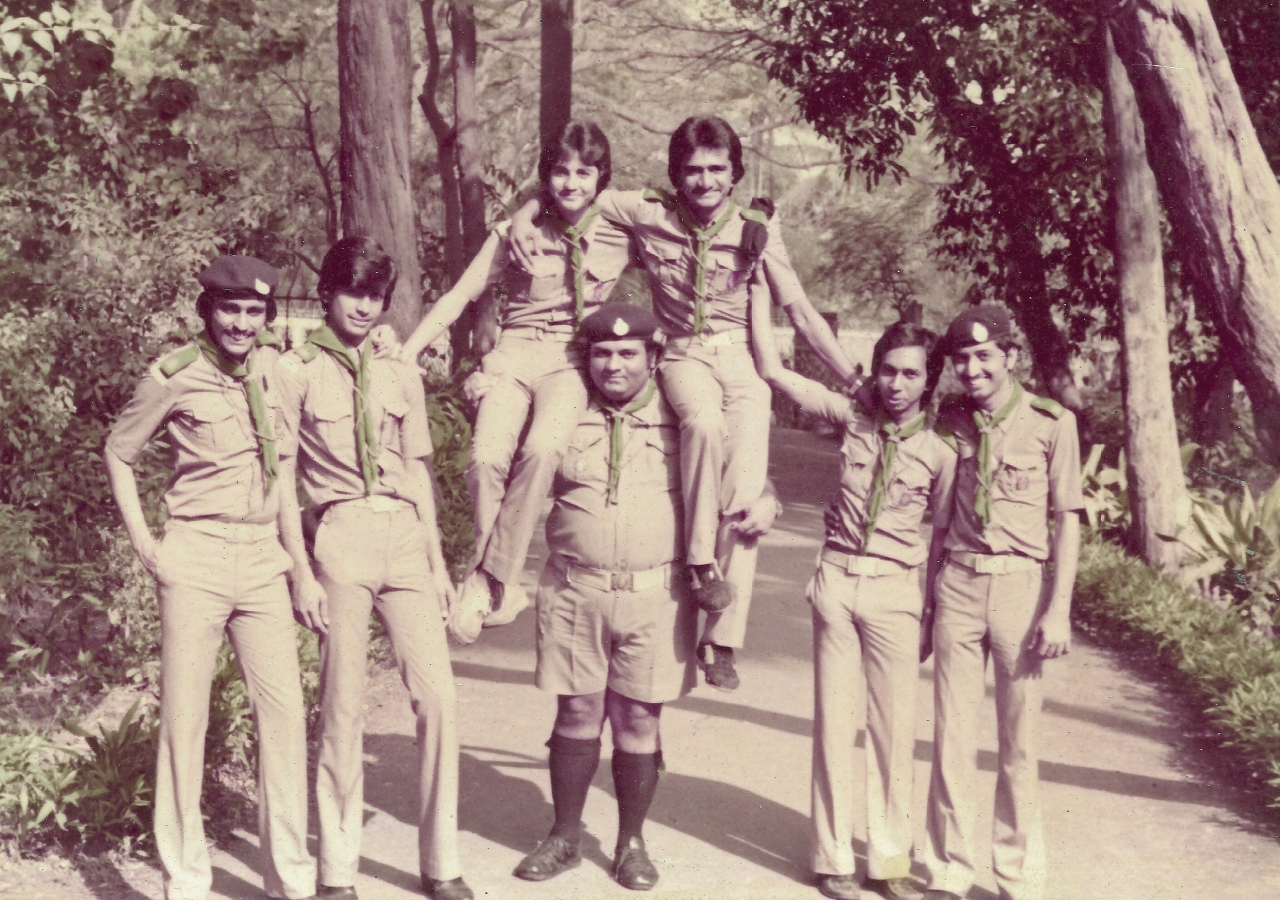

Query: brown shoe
left=700, top=643, right=740, bottom=691
left=421, top=875, right=473, bottom=900
left=513, top=835, right=582, bottom=881
left=866, top=876, right=924, bottom=900
left=817, top=873, right=860, bottom=900
left=612, top=835, right=659, bottom=891
left=690, top=564, right=734, bottom=611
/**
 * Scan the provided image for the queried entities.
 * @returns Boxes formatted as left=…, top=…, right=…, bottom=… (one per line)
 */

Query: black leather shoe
left=921, top=890, right=963, bottom=900
left=700, top=643, right=741, bottom=691
left=513, top=834, right=582, bottom=881
left=421, top=875, right=474, bottom=900
left=316, top=887, right=358, bottom=900
left=866, top=876, right=923, bottom=900
left=817, top=873, right=860, bottom=900
left=612, top=835, right=659, bottom=891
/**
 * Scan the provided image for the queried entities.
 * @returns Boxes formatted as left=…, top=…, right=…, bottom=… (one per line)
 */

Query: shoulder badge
left=1029, top=396, right=1067, bottom=419
left=293, top=342, right=322, bottom=363
left=642, top=187, right=677, bottom=209
left=256, top=329, right=283, bottom=348
left=739, top=206, right=770, bottom=226
left=158, top=344, right=199, bottom=378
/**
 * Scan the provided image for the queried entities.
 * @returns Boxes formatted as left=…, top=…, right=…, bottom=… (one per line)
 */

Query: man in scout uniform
left=511, top=302, right=697, bottom=892
left=104, top=256, right=316, bottom=900
left=922, top=305, right=1081, bottom=900
left=275, top=237, right=471, bottom=900
left=512, top=115, right=853, bottom=691
left=755, top=313, right=955, bottom=900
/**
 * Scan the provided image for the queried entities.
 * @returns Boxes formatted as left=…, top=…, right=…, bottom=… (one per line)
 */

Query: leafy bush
left=423, top=366, right=476, bottom=579
left=1073, top=535, right=1280, bottom=805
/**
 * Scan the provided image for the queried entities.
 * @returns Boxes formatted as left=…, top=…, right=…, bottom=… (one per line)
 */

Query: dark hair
left=197, top=291, right=276, bottom=328
left=538, top=119, right=612, bottom=193
left=317, top=236, right=399, bottom=311
left=667, top=116, right=745, bottom=188
left=871, top=321, right=943, bottom=405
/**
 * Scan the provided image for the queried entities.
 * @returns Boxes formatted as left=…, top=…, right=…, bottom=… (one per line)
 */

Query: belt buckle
left=610, top=571, right=634, bottom=591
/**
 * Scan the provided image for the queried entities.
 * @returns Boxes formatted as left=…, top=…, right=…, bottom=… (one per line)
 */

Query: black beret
left=578, top=302, right=660, bottom=344
left=198, top=256, right=279, bottom=298
left=941, top=304, right=1013, bottom=353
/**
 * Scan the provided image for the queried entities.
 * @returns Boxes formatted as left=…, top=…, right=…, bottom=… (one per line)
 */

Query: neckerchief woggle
left=195, top=329, right=280, bottom=496
left=597, top=378, right=659, bottom=504
left=305, top=325, right=379, bottom=493
left=972, top=380, right=1024, bottom=525
left=547, top=203, right=602, bottom=327
left=673, top=200, right=737, bottom=336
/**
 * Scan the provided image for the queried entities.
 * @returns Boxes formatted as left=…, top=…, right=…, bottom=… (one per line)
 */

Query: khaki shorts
left=535, top=562, right=698, bottom=704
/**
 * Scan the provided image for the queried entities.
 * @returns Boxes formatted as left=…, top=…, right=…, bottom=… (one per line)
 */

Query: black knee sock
left=547, top=733, right=601, bottom=843
left=612, top=750, right=660, bottom=846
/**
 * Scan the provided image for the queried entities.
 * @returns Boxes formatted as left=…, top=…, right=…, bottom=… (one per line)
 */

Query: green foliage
left=423, top=367, right=476, bottom=578
left=0, top=732, right=79, bottom=846
left=1073, top=535, right=1280, bottom=805
left=61, top=699, right=157, bottom=849
left=1080, top=444, right=1128, bottom=540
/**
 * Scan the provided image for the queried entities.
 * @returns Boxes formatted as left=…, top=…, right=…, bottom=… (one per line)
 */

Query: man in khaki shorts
left=509, top=302, right=699, bottom=892
left=275, top=237, right=471, bottom=900
left=105, top=256, right=315, bottom=900
left=755, top=314, right=955, bottom=900
left=922, top=305, right=1081, bottom=900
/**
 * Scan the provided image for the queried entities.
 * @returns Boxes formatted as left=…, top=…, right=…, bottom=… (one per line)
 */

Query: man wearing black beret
left=921, top=305, right=1082, bottom=900
left=105, top=256, right=317, bottom=900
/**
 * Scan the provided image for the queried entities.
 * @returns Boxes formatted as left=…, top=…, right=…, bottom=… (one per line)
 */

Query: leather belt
left=950, top=550, right=1042, bottom=574
left=554, top=557, right=680, bottom=593
left=168, top=518, right=277, bottom=543
left=820, top=546, right=912, bottom=576
left=333, top=495, right=412, bottom=514
left=668, top=328, right=749, bottom=348
left=503, top=325, right=577, bottom=342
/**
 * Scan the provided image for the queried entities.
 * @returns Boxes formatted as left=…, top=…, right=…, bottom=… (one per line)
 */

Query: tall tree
left=1101, top=22, right=1186, bottom=570
left=337, top=0, right=424, bottom=339
left=1107, top=0, right=1280, bottom=464
left=540, top=0, right=573, bottom=152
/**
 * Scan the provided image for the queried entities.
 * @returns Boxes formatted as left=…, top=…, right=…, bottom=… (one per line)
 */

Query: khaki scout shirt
left=106, top=346, right=294, bottom=525
left=802, top=384, right=956, bottom=568
left=595, top=189, right=800, bottom=337
left=481, top=218, right=634, bottom=335
left=939, top=389, right=1084, bottom=561
left=276, top=342, right=433, bottom=507
left=545, top=389, right=682, bottom=572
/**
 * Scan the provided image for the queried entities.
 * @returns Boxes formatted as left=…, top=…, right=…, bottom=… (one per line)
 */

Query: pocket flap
left=311, top=390, right=353, bottom=423
left=1001, top=450, right=1044, bottom=471
left=187, top=394, right=236, bottom=424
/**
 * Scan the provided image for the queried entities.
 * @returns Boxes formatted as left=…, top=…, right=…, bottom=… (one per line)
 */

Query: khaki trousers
left=809, top=561, right=921, bottom=880
left=924, top=560, right=1050, bottom=900
left=312, top=502, right=460, bottom=885
left=466, top=335, right=588, bottom=584
left=153, top=523, right=313, bottom=900
left=660, top=338, right=770, bottom=649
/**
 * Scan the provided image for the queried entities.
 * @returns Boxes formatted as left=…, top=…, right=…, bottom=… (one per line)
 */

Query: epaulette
left=293, top=342, right=322, bottom=363
left=642, top=187, right=678, bottom=209
left=933, top=423, right=959, bottom=454
left=158, top=344, right=199, bottom=378
left=1029, top=396, right=1066, bottom=419
left=256, top=329, right=283, bottom=348
left=739, top=206, right=770, bottom=226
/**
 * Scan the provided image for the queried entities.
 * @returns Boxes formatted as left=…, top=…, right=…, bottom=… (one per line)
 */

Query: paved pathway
left=106, top=430, right=1280, bottom=900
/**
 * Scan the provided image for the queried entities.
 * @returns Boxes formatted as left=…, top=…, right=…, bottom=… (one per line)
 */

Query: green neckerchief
left=598, top=378, right=659, bottom=505
left=972, top=380, right=1024, bottom=525
left=863, top=405, right=927, bottom=543
left=547, top=203, right=602, bottom=326
left=194, top=330, right=280, bottom=496
left=305, top=325, right=379, bottom=493
left=673, top=200, right=737, bottom=336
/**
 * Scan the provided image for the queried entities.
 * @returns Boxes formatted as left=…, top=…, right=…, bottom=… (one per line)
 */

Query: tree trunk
left=418, top=0, right=464, bottom=283
left=1193, top=357, right=1235, bottom=446
left=539, top=0, right=573, bottom=154
left=1102, top=23, right=1187, bottom=570
left=337, top=0, right=423, bottom=340
left=1108, top=0, right=1280, bottom=465
left=449, top=0, right=497, bottom=360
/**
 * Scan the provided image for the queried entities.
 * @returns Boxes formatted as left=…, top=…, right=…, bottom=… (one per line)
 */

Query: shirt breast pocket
left=185, top=394, right=242, bottom=451
left=642, top=428, right=680, bottom=490
left=996, top=450, right=1048, bottom=505
left=642, top=239, right=686, bottom=288
left=310, top=390, right=355, bottom=454
left=887, top=457, right=932, bottom=515
left=708, top=249, right=750, bottom=297
left=839, top=434, right=878, bottom=503
left=377, top=390, right=409, bottom=456
left=561, top=432, right=608, bottom=489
